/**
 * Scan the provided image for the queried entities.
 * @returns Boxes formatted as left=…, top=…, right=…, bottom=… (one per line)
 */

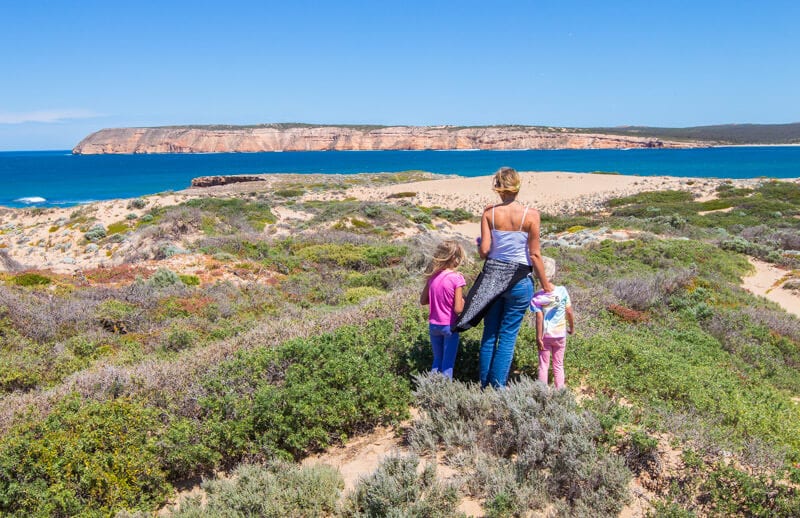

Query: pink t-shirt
left=428, top=270, right=467, bottom=325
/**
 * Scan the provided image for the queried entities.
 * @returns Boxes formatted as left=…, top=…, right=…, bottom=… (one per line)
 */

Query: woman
left=454, top=167, right=553, bottom=388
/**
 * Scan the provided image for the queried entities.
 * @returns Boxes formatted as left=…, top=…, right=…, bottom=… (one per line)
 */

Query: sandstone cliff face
left=72, top=125, right=699, bottom=154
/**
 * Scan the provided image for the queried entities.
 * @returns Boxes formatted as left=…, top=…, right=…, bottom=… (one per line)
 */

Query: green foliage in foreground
left=0, top=396, right=170, bottom=517
left=0, top=317, right=414, bottom=515
left=198, top=320, right=412, bottom=460
left=570, top=319, right=800, bottom=455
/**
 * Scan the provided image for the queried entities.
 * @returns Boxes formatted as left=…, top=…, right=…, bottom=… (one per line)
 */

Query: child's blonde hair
left=492, top=166, right=521, bottom=194
left=426, top=240, right=465, bottom=278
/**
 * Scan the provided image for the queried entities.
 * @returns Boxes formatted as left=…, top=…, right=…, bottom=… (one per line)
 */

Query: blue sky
left=1, top=0, right=798, bottom=149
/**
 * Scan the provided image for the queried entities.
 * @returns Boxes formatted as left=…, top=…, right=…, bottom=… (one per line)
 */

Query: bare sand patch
left=697, top=206, right=734, bottom=216
left=741, top=258, right=800, bottom=317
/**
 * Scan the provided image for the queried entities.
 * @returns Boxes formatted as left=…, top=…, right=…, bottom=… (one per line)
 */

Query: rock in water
left=190, top=175, right=266, bottom=188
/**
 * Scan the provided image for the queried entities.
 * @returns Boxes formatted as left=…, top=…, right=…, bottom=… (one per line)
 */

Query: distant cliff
left=72, top=124, right=701, bottom=154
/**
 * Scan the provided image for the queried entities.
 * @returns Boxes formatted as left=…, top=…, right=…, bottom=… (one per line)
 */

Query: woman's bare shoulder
left=523, top=206, right=541, bottom=229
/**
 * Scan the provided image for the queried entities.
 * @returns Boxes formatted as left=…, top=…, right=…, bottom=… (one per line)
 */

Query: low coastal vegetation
left=2, top=177, right=800, bottom=515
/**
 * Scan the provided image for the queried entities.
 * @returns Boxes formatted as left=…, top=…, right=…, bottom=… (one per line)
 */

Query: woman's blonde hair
left=492, top=166, right=521, bottom=194
left=426, top=240, right=465, bottom=278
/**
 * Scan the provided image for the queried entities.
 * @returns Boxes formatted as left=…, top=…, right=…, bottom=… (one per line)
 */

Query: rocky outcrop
left=72, top=125, right=701, bottom=154
left=190, top=175, right=265, bottom=188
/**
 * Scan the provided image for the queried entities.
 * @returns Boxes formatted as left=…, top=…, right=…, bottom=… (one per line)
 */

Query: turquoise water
left=1, top=147, right=799, bottom=208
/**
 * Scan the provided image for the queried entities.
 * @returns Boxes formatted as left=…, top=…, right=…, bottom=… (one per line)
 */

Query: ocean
left=1, top=146, right=799, bottom=208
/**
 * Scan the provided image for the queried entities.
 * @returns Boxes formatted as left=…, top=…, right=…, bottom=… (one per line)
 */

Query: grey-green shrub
left=343, top=454, right=461, bottom=518
left=172, top=461, right=343, bottom=517
left=128, top=198, right=148, bottom=209
left=84, top=223, right=107, bottom=242
left=148, top=268, right=183, bottom=288
left=410, top=374, right=630, bottom=517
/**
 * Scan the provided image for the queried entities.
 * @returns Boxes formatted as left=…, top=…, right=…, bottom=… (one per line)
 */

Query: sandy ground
left=741, top=258, right=800, bottom=317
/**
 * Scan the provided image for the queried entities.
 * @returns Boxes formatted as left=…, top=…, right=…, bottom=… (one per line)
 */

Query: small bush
left=387, top=191, right=417, bottom=199
left=172, top=461, right=343, bottom=517
left=107, top=221, right=129, bottom=235
left=84, top=223, right=107, bottom=242
left=344, top=286, right=386, bottom=304
left=148, top=268, right=183, bottom=288
left=95, top=299, right=137, bottom=334
left=343, top=454, right=460, bottom=517
left=127, top=198, right=148, bottom=209
left=165, top=327, right=195, bottom=352
left=431, top=207, right=474, bottom=223
left=274, top=188, right=305, bottom=197
left=178, top=274, right=200, bottom=286
left=12, top=272, right=52, bottom=287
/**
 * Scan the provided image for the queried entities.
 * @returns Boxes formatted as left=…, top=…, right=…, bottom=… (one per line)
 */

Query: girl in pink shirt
left=420, top=240, right=466, bottom=378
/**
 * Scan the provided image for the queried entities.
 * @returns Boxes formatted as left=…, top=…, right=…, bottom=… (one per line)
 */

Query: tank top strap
left=491, top=205, right=496, bottom=230
left=518, top=206, right=529, bottom=231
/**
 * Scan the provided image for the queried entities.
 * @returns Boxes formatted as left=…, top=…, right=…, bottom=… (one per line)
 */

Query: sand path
left=741, top=258, right=800, bottom=317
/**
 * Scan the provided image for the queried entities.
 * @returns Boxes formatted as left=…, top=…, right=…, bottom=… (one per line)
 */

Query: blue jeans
left=429, top=323, right=460, bottom=378
left=480, top=276, right=533, bottom=388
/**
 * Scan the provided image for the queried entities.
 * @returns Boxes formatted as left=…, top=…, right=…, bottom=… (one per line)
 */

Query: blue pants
left=480, top=276, right=533, bottom=388
left=429, top=323, right=460, bottom=378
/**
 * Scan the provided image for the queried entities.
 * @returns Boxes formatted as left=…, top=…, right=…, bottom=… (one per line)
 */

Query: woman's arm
left=527, top=210, right=554, bottom=292
left=478, top=208, right=492, bottom=259
left=453, top=285, right=465, bottom=314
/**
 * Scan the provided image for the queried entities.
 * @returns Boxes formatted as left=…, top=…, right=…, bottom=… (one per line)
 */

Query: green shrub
left=148, top=268, right=183, bottom=288
left=343, top=454, right=460, bottom=517
left=157, top=418, right=220, bottom=481
left=344, top=286, right=386, bottom=304
left=183, top=197, right=276, bottom=232
left=127, top=198, right=148, bottom=209
left=178, top=274, right=200, bottom=286
left=294, top=243, right=406, bottom=270
left=608, top=190, right=694, bottom=208
left=84, top=223, right=107, bottom=242
left=699, top=463, right=800, bottom=517
left=0, top=395, right=171, bottom=516
left=199, top=321, right=411, bottom=460
left=107, top=221, right=129, bottom=235
left=172, top=461, right=343, bottom=517
left=12, top=272, right=51, bottom=287
left=387, top=191, right=417, bottom=198
left=165, top=327, right=195, bottom=352
left=95, top=299, right=137, bottom=334
left=274, top=188, right=305, bottom=197
left=431, top=207, right=474, bottom=223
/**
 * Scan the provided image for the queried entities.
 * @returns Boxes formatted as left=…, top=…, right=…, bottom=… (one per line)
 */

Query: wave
left=50, top=199, right=97, bottom=206
left=14, top=196, right=46, bottom=204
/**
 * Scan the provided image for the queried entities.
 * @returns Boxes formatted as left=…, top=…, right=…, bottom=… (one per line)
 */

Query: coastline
left=0, top=171, right=766, bottom=275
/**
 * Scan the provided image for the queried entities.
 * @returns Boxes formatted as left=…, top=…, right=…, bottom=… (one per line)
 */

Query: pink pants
left=538, top=336, right=566, bottom=389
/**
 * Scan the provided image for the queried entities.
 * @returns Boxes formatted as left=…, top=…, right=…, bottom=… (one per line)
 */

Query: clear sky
left=1, top=0, right=798, bottom=150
